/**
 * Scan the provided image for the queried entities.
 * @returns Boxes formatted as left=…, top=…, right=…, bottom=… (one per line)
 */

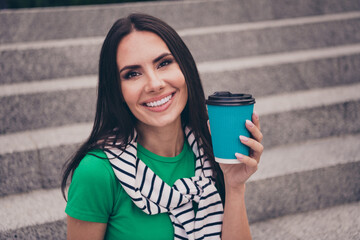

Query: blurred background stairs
left=1, top=0, right=359, bottom=239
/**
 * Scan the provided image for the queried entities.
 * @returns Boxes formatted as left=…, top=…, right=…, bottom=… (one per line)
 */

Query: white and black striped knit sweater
left=104, top=127, right=224, bottom=240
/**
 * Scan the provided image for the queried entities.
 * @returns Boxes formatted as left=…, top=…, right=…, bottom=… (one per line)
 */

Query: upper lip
left=142, top=92, right=175, bottom=104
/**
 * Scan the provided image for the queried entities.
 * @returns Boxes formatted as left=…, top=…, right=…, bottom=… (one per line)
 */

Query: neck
left=136, top=119, right=185, bottom=157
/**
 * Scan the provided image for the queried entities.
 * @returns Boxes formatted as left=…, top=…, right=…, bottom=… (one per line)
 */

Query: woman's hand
left=215, top=111, right=263, bottom=240
left=219, top=111, right=263, bottom=190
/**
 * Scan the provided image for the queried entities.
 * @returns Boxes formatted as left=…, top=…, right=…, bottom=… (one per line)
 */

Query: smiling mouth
left=144, top=93, right=174, bottom=108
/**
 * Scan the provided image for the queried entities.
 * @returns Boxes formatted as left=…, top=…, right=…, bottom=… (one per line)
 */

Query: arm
left=67, top=216, right=107, bottom=240
left=221, top=184, right=251, bottom=240
left=65, top=151, right=115, bottom=240
left=220, top=112, right=263, bottom=240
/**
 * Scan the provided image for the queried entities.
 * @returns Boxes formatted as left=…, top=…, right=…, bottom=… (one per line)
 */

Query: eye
left=123, top=71, right=140, bottom=80
left=158, top=59, right=173, bottom=69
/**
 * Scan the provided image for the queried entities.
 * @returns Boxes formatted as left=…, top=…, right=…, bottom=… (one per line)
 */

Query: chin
left=141, top=115, right=182, bottom=129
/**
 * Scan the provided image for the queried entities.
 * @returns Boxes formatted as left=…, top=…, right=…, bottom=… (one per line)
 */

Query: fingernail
left=235, top=153, right=243, bottom=160
left=253, top=111, right=259, bottom=120
left=240, top=135, right=249, bottom=142
left=246, top=120, right=254, bottom=128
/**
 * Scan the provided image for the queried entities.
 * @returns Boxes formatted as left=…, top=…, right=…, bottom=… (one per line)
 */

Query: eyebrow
left=119, top=52, right=173, bottom=74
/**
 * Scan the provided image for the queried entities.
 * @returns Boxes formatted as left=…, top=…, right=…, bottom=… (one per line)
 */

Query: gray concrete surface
left=2, top=201, right=358, bottom=239
left=1, top=0, right=360, bottom=237
left=0, top=132, right=359, bottom=233
left=2, top=0, right=360, bottom=44
left=0, top=219, right=67, bottom=240
left=246, top=133, right=360, bottom=222
left=1, top=48, right=360, bottom=134
left=2, top=13, right=360, bottom=84
left=0, top=189, right=66, bottom=232
left=251, top=201, right=360, bottom=240
left=0, top=88, right=96, bottom=134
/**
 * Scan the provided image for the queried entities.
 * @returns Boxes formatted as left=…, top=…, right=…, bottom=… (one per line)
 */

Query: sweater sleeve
left=65, top=150, right=115, bottom=223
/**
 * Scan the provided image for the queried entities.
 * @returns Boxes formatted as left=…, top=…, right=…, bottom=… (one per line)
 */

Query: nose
left=144, top=70, right=165, bottom=92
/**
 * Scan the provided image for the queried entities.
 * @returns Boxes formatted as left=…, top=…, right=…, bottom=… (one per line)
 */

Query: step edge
left=1, top=154, right=358, bottom=232
left=0, top=188, right=66, bottom=232
left=1, top=83, right=359, bottom=154
left=0, top=75, right=97, bottom=97
left=2, top=11, right=360, bottom=52
left=2, top=44, right=360, bottom=96
left=198, top=44, right=360, bottom=73
left=179, top=11, right=360, bottom=36
left=255, top=82, right=360, bottom=115
left=249, top=201, right=360, bottom=235
left=0, top=122, right=93, bottom=155
left=249, top=132, right=360, bottom=181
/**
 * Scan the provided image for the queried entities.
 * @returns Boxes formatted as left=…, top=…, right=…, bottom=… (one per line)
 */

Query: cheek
left=173, top=71, right=188, bottom=103
left=177, top=74, right=188, bottom=98
left=176, top=79, right=188, bottom=109
left=165, top=68, right=187, bottom=88
left=121, top=82, right=140, bottom=106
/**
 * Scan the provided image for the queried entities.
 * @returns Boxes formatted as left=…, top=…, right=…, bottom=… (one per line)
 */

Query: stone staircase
left=1, top=0, right=360, bottom=239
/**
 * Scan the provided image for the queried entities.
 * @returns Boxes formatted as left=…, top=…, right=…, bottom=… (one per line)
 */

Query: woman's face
left=117, top=31, right=188, bottom=130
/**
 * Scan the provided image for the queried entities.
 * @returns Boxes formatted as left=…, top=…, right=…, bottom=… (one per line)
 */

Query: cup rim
left=206, top=91, right=255, bottom=106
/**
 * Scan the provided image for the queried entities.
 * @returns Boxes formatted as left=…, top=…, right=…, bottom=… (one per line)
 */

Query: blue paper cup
left=206, top=92, right=255, bottom=164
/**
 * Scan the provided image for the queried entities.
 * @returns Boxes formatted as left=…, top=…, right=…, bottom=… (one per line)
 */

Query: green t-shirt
left=65, top=141, right=195, bottom=240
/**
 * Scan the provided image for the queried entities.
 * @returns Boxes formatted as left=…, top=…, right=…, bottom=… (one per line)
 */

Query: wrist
left=225, top=182, right=246, bottom=196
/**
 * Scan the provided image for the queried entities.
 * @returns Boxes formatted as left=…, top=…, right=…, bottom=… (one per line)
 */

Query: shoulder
left=66, top=150, right=122, bottom=222
left=69, top=149, right=121, bottom=198
left=74, top=150, right=115, bottom=184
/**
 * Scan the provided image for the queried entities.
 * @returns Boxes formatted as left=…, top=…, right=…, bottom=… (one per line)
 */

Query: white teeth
left=145, top=94, right=172, bottom=107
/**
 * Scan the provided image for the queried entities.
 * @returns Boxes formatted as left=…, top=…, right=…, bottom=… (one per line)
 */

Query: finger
left=235, top=153, right=258, bottom=168
left=245, top=120, right=263, bottom=143
left=239, top=136, right=264, bottom=154
left=252, top=111, right=261, bottom=131
left=239, top=136, right=264, bottom=161
left=207, top=120, right=211, bottom=134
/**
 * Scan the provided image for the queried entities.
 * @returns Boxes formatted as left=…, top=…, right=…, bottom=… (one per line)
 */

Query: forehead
left=116, top=31, right=170, bottom=66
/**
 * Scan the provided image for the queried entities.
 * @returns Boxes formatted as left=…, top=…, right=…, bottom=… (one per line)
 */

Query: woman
left=62, top=13, right=263, bottom=240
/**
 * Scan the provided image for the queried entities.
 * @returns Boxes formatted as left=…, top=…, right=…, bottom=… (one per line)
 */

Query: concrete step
left=1, top=83, right=359, bottom=196
left=1, top=1, right=359, bottom=238
left=2, top=12, right=360, bottom=84
left=201, top=44, right=360, bottom=97
left=1, top=0, right=360, bottom=44
left=0, top=123, right=90, bottom=196
left=256, top=82, right=360, bottom=148
left=184, top=12, right=360, bottom=62
left=1, top=133, right=359, bottom=238
left=246, top=132, right=360, bottom=222
left=0, top=220, right=66, bottom=240
left=0, top=189, right=66, bottom=239
left=250, top=201, right=360, bottom=240
left=1, top=44, right=360, bottom=134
